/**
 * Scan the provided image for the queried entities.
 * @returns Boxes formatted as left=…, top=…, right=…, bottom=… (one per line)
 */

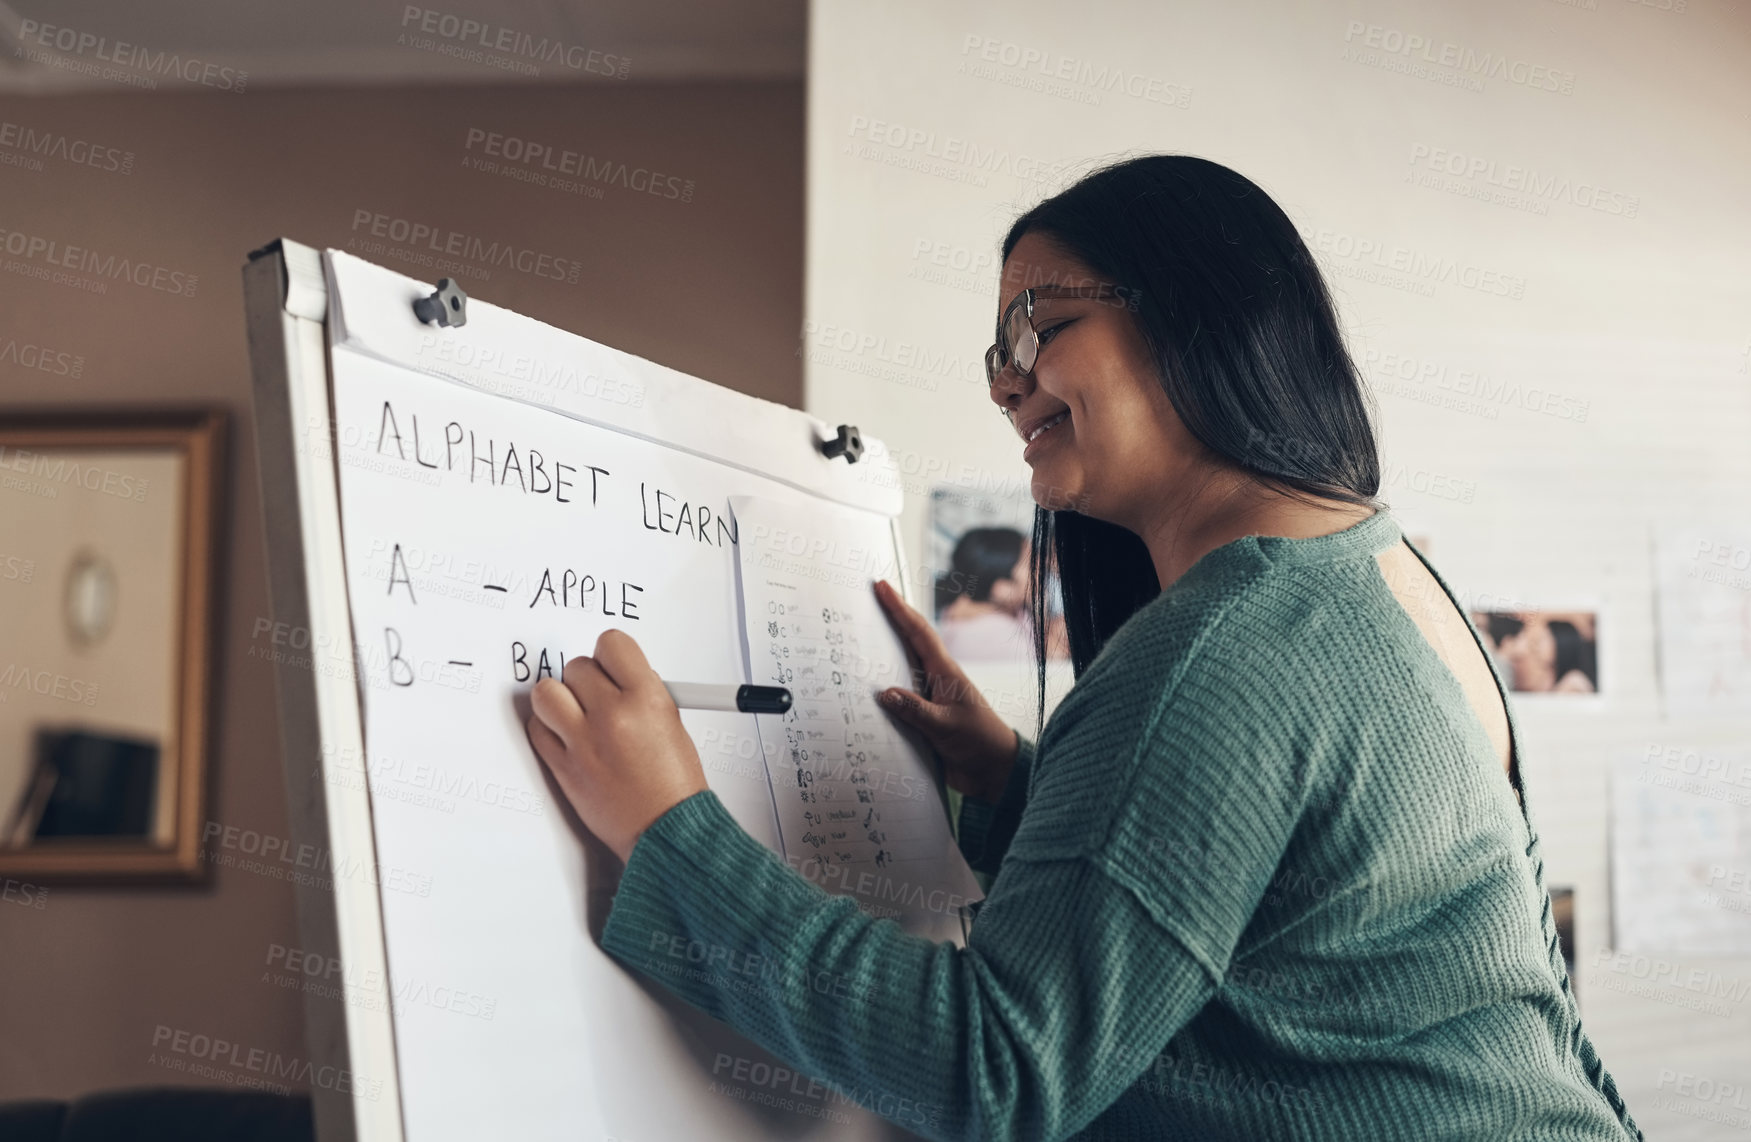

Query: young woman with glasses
left=525, top=155, right=1642, bottom=1141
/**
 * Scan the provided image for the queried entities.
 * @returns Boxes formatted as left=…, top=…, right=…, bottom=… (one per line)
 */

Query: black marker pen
left=662, top=682, right=793, bottom=715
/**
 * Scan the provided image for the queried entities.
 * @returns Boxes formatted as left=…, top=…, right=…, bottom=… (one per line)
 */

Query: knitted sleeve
left=599, top=789, right=1214, bottom=1141
left=954, top=732, right=1035, bottom=876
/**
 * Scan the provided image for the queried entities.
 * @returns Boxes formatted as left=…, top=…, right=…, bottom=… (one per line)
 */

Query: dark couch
left=0, top=1088, right=314, bottom=1141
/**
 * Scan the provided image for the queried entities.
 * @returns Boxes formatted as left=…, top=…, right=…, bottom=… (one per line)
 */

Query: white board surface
left=314, top=251, right=971, bottom=1141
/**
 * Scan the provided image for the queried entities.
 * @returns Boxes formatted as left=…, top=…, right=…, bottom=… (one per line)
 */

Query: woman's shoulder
left=1023, top=545, right=1413, bottom=865
left=1057, top=542, right=1409, bottom=764
left=1078, top=544, right=1319, bottom=692
left=1020, top=551, right=1371, bottom=876
left=1039, top=556, right=1292, bottom=782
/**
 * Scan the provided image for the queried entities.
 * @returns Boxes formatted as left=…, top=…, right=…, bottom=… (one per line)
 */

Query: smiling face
left=988, top=231, right=1209, bottom=531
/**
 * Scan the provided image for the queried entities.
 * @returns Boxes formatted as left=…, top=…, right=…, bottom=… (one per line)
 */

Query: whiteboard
left=244, top=244, right=971, bottom=1142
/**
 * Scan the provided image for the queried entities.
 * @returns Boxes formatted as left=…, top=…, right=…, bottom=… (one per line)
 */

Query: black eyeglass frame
left=984, top=284, right=1121, bottom=389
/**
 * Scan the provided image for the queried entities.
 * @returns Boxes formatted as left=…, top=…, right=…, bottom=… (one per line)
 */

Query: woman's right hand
left=872, top=579, right=1021, bottom=803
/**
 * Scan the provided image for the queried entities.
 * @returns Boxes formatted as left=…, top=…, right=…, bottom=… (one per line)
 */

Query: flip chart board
left=243, top=242, right=980, bottom=1142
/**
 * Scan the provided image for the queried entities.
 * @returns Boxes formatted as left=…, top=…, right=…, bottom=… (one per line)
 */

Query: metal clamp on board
left=414, top=278, right=468, bottom=328
left=820, top=424, right=863, bottom=463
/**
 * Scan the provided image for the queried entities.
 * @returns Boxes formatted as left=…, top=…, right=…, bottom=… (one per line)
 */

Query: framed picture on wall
left=927, top=485, right=1068, bottom=664
left=1469, top=602, right=1604, bottom=702
left=0, top=410, right=225, bottom=882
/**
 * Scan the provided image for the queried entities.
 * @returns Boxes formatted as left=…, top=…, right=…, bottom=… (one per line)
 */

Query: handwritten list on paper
left=1653, top=526, right=1751, bottom=715
left=729, top=494, right=983, bottom=939
left=1610, top=749, right=1751, bottom=954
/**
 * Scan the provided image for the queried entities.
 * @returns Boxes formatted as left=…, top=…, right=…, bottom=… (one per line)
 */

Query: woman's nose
left=987, top=361, right=1031, bottom=412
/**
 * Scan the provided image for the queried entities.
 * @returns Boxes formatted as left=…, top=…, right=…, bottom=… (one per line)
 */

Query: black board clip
left=820, top=424, right=863, bottom=463
left=414, top=279, right=468, bottom=328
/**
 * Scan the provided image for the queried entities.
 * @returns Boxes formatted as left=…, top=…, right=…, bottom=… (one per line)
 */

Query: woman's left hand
left=525, top=629, right=709, bottom=863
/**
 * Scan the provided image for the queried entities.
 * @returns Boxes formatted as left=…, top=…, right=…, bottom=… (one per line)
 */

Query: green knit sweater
left=600, top=508, right=1642, bottom=1141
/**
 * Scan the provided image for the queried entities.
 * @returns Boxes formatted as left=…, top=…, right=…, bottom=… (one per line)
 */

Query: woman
left=525, top=156, right=1642, bottom=1140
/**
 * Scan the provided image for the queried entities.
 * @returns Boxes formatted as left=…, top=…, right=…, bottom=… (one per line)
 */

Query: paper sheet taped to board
left=731, top=494, right=984, bottom=941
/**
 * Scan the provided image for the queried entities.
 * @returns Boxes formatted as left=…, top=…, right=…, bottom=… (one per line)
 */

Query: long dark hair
left=1006, top=156, right=1383, bottom=729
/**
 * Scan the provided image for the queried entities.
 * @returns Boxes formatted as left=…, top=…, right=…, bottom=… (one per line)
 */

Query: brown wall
left=0, top=79, right=802, bottom=1100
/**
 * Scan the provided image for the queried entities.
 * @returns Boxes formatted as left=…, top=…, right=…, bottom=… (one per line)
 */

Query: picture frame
left=0, top=409, right=225, bottom=882
left=1467, top=596, right=1605, bottom=705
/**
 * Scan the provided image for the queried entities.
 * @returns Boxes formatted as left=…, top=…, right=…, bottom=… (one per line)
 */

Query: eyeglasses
left=984, top=284, right=1121, bottom=388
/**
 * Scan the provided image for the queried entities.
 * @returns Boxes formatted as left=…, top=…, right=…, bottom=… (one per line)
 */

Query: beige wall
left=0, top=79, right=801, bottom=1100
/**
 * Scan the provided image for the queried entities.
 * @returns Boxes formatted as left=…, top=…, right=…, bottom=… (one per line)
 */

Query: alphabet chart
left=730, top=494, right=983, bottom=941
